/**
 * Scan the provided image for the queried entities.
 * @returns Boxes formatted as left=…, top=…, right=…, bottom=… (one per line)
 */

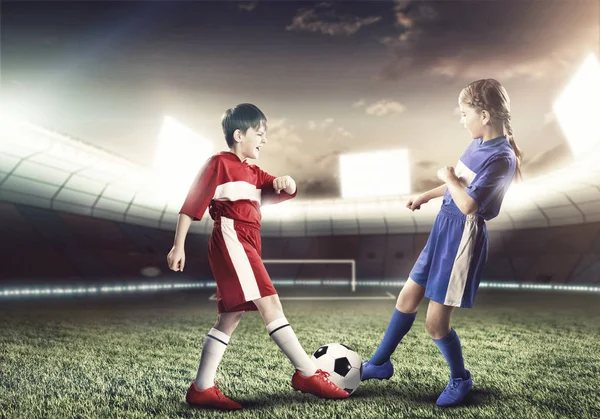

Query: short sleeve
left=465, top=156, right=514, bottom=211
left=179, top=157, right=219, bottom=220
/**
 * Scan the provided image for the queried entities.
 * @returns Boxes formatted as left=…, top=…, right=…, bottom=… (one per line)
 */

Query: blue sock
left=370, top=309, right=417, bottom=365
left=433, top=328, right=467, bottom=379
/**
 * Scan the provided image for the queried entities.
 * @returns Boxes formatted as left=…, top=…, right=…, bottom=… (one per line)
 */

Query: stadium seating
left=1, top=202, right=599, bottom=285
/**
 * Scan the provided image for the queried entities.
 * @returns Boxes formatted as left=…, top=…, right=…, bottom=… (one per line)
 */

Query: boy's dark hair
left=221, top=103, right=267, bottom=148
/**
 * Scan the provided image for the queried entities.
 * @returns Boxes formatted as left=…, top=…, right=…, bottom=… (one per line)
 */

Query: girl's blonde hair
left=459, top=79, right=522, bottom=181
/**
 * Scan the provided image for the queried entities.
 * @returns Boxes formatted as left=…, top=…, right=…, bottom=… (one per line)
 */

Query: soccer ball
left=311, top=343, right=363, bottom=395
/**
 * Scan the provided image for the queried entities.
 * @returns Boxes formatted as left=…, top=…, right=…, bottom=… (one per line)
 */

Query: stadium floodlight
left=339, top=148, right=410, bottom=199
left=553, top=53, right=600, bottom=159
left=154, top=116, right=214, bottom=205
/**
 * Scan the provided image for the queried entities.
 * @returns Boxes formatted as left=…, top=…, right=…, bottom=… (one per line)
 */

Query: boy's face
left=459, top=103, right=484, bottom=139
left=239, top=122, right=267, bottom=160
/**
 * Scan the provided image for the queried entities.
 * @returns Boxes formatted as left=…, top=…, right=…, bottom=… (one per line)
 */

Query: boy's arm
left=167, top=213, right=193, bottom=272
left=168, top=159, right=219, bottom=272
left=274, top=176, right=296, bottom=195
left=173, top=213, right=193, bottom=248
left=258, top=169, right=297, bottom=205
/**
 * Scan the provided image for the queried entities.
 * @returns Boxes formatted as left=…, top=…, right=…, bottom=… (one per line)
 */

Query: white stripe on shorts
left=220, top=216, right=261, bottom=301
left=444, top=214, right=479, bottom=307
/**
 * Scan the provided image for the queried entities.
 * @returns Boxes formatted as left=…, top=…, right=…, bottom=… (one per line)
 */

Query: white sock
left=266, top=317, right=317, bottom=377
left=195, top=328, right=230, bottom=390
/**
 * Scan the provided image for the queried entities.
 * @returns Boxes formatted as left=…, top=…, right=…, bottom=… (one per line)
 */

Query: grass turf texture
left=0, top=288, right=599, bottom=418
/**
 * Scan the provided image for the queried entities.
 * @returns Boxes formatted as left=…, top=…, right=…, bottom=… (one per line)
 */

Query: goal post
left=262, top=259, right=357, bottom=292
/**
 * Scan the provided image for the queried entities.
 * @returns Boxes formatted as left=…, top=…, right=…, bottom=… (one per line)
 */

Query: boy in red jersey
left=167, top=104, right=348, bottom=410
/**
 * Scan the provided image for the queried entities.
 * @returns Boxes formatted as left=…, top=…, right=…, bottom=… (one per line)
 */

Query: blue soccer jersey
left=442, top=136, right=517, bottom=221
left=409, top=136, right=517, bottom=308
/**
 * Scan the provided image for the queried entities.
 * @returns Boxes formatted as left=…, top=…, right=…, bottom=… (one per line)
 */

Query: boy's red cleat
left=185, top=382, right=242, bottom=410
left=291, top=369, right=350, bottom=399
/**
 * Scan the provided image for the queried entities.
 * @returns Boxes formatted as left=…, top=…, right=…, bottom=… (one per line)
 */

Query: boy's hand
left=273, top=175, right=293, bottom=194
left=167, top=246, right=185, bottom=272
left=406, top=195, right=429, bottom=211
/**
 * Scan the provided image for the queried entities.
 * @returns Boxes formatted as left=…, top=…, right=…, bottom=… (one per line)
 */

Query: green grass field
left=1, top=288, right=599, bottom=418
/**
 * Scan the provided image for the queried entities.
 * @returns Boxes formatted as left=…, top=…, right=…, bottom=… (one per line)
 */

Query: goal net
left=262, top=259, right=357, bottom=292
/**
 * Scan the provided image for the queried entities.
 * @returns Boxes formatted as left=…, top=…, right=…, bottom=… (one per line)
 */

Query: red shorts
left=208, top=216, right=277, bottom=313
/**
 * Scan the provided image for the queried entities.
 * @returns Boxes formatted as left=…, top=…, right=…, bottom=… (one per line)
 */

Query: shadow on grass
left=241, top=389, right=337, bottom=409
left=352, top=383, right=500, bottom=407
left=179, top=386, right=501, bottom=412
left=180, top=389, right=324, bottom=411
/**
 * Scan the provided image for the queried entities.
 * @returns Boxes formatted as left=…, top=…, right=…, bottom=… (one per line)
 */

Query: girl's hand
left=406, top=195, right=429, bottom=211
left=437, top=166, right=456, bottom=183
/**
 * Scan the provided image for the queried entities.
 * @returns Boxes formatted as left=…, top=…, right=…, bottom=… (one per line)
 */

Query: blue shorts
left=409, top=205, right=488, bottom=308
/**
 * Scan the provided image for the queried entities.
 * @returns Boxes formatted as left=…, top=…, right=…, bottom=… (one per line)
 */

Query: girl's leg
left=425, top=300, right=472, bottom=407
left=368, top=278, right=426, bottom=366
left=425, top=300, right=467, bottom=379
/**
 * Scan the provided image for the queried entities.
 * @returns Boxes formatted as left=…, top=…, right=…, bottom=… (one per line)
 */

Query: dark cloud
left=298, top=177, right=340, bottom=198
left=365, top=99, right=406, bottom=116
left=259, top=118, right=351, bottom=184
left=416, top=160, right=437, bottom=170
left=379, top=0, right=598, bottom=81
left=287, top=2, right=381, bottom=36
left=238, top=2, right=257, bottom=12
left=413, top=177, right=442, bottom=194
left=522, top=143, right=573, bottom=179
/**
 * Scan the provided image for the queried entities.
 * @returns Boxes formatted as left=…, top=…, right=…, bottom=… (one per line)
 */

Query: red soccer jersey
left=179, top=151, right=296, bottom=226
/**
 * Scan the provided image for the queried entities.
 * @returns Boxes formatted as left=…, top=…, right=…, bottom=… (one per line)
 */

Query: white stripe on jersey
left=213, top=181, right=262, bottom=203
left=455, top=160, right=476, bottom=187
left=220, top=217, right=261, bottom=301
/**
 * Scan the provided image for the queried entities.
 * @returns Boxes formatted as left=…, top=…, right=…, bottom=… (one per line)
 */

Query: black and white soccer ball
left=311, top=343, right=363, bottom=395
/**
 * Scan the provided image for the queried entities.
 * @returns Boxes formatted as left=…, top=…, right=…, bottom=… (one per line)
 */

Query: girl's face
left=459, top=103, right=485, bottom=139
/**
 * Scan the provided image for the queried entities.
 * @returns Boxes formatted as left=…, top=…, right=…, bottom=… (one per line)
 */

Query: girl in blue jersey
left=362, top=79, right=523, bottom=407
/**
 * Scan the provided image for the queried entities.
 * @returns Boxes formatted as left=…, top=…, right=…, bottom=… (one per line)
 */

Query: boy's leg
left=211, top=222, right=345, bottom=398
left=362, top=278, right=425, bottom=380
left=253, top=294, right=317, bottom=377
left=426, top=300, right=471, bottom=407
left=195, top=311, right=244, bottom=389
left=253, top=294, right=349, bottom=399
left=186, top=311, right=244, bottom=410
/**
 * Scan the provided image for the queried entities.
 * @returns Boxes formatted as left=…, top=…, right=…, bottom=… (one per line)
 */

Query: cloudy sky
left=1, top=1, right=598, bottom=197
